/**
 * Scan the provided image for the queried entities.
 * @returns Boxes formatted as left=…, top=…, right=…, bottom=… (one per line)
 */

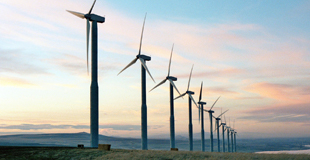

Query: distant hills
left=0, top=132, right=310, bottom=152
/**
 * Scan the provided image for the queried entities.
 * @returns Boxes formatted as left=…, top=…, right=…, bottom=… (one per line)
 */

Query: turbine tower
left=234, top=131, right=237, bottom=152
left=213, top=109, right=228, bottom=152
left=175, top=65, right=198, bottom=151
left=197, top=82, right=206, bottom=151
left=149, top=44, right=181, bottom=149
left=230, top=118, right=234, bottom=152
left=231, top=129, right=234, bottom=152
left=225, top=116, right=231, bottom=152
left=118, top=14, right=155, bottom=150
left=67, top=0, right=105, bottom=148
left=232, top=120, right=237, bottom=152
left=221, top=113, right=226, bottom=152
left=204, top=96, right=220, bottom=152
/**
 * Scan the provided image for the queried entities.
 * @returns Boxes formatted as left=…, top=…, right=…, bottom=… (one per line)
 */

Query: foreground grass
left=0, top=147, right=310, bottom=160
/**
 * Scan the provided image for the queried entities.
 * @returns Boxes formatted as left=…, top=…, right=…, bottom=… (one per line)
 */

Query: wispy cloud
left=0, top=77, right=33, bottom=87
left=0, top=49, right=48, bottom=75
left=0, top=124, right=142, bottom=131
left=245, top=82, right=310, bottom=103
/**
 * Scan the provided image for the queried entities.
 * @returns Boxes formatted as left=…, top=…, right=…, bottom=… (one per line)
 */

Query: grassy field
left=0, top=146, right=310, bottom=160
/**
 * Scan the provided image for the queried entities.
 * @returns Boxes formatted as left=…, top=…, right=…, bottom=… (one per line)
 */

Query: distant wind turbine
left=229, top=118, right=234, bottom=152
left=224, top=115, right=231, bottom=152
left=149, top=44, right=181, bottom=149
left=213, top=109, right=229, bottom=152
left=221, top=112, right=227, bottom=152
left=232, top=120, right=237, bottom=152
left=197, top=82, right=206, bottom=151
left=175, top=65, right=198, bottom=151
left=117, top=13, right=155, bottom=150
left=67, top=0, right=105, bottom=148
left=203, top=96, right=220, bottom=152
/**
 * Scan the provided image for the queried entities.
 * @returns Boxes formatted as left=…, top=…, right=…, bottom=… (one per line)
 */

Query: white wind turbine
left=203, top=96, right=221, bottom=152
left=67, top=0, right=105, bottom=148
left=149, top=44, right=181, bottom=149
left=117, top=13, right=155, bottom=150
left=213, top=109, right=229, bottom=152
left=174, top=65, right=198, bottom=151
left=197, top=82, right=206, bottom=151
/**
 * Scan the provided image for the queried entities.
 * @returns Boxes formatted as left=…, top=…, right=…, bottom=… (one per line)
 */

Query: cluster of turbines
left=67, top=0, right=238, bottom=152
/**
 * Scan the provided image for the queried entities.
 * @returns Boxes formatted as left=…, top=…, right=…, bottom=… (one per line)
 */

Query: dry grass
left=0, top=147, right=310, bottom=160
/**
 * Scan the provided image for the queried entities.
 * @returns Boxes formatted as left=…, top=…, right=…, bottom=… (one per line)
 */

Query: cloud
left=49, top=54, right=117, bottom=77
left=0, top=124, right=72, bottom=130
left=241, top=103, right=310, bottom=123
left=0, top=77, right=33, bottom=87
left=0, top=49, right=48, bottom=75
left=0, top=124, right=141, bottom=131
left=245, top=82, right=310, bottom=103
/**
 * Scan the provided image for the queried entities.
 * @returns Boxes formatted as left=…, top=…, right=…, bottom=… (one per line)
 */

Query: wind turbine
left=220, top=109, right=227, bottom=152
left=213, top=109, right=229, bottom=152
left=67, top=0, right=105, bottom=148
left=229, top=118, right=234, bottom=152
left=203, top=96, right=220, bottom=152
left=174, top=65, right=198, bottom=151
left=225, top=115, right=231, bottom=152
left=149, top=44, right=181, bottom=149
left=117, top=13, right=155, bottom=150
left=232, top=120, right=237, bottom=152
left=197, top=82, right=206, bottom=151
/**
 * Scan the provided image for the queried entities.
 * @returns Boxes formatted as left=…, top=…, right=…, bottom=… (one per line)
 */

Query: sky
left=0, top=0, right=310, bottom=139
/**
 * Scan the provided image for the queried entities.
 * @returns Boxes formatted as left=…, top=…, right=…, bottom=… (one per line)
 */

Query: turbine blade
left=67, top=10, right=85, bottom=19
left=199, top=81, right=203, bottom=102
left=149, top=79, right=167, bottom=92
left=212, top=115, right=216, bottom=119
left=217, top=109, right=229, bottom=118
left=189, top=94, right=198, bottom=109
left=187, top=64, right=194, bottom=91
left=139, top=58, right=155, bottom=83
left=168, top=79, right=181, bottom=96
left=209, top=96, right=221, bottom=111
left=174, top=92, right=186, bottom=100
left=224, top=115, right=227, bottom=124
left=167, top=43, right=174, bottom=76
left=138, top=13, right=147, bottom=55
left=117, top=57, right=138, bottom=75
left=88, top=0, right=97, bottom=14
left=86, top=19, right=90, bottom=75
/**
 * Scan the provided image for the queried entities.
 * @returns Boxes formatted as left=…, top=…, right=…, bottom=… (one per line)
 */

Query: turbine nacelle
left=137, top=55, right=151, bottom=61
left=186, top=91, right=195, bottom=95
left=85, top=14, right=105, bottom=23
left=167, top=76, right=177, bottom=81
left=215, top=118, right=221, bottom=121
left=221, top=123, right=226, bottom=125
left=208, top=110, right=214, bottom=113
left=198, top=101, right=206, bottom=105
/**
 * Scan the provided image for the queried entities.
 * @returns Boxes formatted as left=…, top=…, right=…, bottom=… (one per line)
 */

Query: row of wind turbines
left=67, top=0, right=238, bottom=152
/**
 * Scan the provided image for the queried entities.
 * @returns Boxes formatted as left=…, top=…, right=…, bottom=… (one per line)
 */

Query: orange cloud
left=0, top=77, right=33, bottom=87
left=245, top=82, right=310, bottom=104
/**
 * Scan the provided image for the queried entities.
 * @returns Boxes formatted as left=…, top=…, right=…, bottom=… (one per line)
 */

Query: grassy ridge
left=0, top=147, right=310, bottom=160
